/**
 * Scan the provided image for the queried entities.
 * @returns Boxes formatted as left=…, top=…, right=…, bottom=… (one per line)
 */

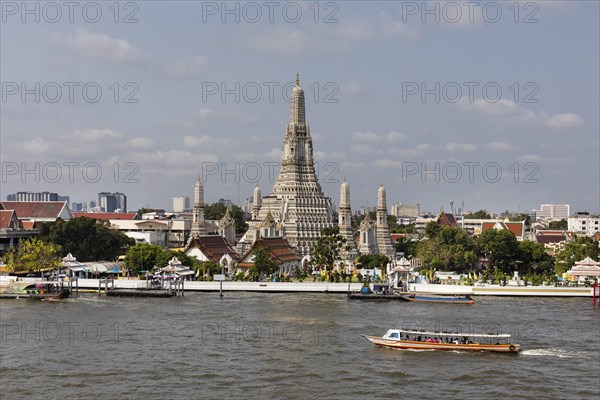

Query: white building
left=173, top=196, right=190, bottom=213
left=568, top=215, right=600, bottom=237
left=533, top=204, right=570, bottom=220
left=391, top=203, right=420, bottom=218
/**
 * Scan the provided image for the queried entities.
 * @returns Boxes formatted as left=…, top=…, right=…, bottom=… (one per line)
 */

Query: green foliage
left=463, top=210, right=492, bottom=219
left=357, top=254, right=389, bottom=270
left=387, top=214, right=397, bottom=230
left=517, top=240, right=554, bottom=276
left=417, top=226, right=477, bottom=271
left=479, top=229, right=520, bottom=273
left=547, top=219, right=568, bottom=230
left=555, top=236, right=599, bottom=275
left=204, top=203, right=248, bottom=234
left=392, top=224, right=416, bottom=234
left=309, top=226, right=346, bottom=272
left=509, top=213, right=531, bottom=227
left=124, top=244, right=200, bottom=275
left=38, top=217, right=135, bottom=261
left=251, top=248, right=278, bottom=278
left=124, top=243, right=164, bottom=274
left=394, top=237, right=418, bottom=258
left=5, top=238, right=62, bottom=272
left=424, top=221, right=442, bottom=239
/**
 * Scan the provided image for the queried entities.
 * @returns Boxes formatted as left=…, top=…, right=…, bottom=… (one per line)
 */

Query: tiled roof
left=0, top=210, right=18, bottom=229
left=438, top=212, right=459, bottom=227
left=74, top=212, right=139, bottom=220
left=482, top=221, right=525, bottom=238
left=21, top=221, right=40, bottom=230
left=187, top=235, right=240, bottom=263
left=1, top=201, right=66, bottom=219
left=238, top=237, right=301, bottom=267
left=535, top=230, right=567, bottom=244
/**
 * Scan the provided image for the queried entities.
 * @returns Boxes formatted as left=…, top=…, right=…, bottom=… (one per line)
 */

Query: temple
left=237, top=74, right=334, bottom=256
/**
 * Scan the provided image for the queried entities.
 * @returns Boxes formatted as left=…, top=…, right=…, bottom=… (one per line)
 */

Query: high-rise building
left=533, top=204, right=570, bottom=220
left=173, top=196, right=190, bottom=212
left=8, top=191, right=58, bottom=202
left=391, top=203, right=420, bottom=218
left=98, top=192, right=127, bottom=212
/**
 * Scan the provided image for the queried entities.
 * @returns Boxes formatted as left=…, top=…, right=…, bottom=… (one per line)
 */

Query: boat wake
left=521, top=348, right=595, bottom=359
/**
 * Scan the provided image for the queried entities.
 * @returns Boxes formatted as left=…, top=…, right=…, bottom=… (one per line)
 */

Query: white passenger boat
left=363, top=328, right=520, bottom=353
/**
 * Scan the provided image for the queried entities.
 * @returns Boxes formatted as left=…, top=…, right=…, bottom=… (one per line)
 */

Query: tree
left=394, top=237, right=418, bottom=258
left=204, top=203, right=248, bottom=234
left=517, top=240, right=554, bottom=276
left=251, top=248, right=278, bottom=278
left=123, top=243, right=164, bottom=274
left=555, top=236, right=599, bottom=274
left=463, top=210, right=492, bottom=219
left=387, top=215, right=397, bottom=230
left=38, top=217, right=134, bottom=261
left=357, top=254, right=390, bottom=269
left=509, top=214, right=532, bottom=228
left=548, top=219, right=568, bottom=230
left=479, top=229, right=520, bottom=273
left=309, top=226, right=346, bottom=272
left=5, top=238, right=61, bottom=273
left=417, top=226, right=477, bottom=271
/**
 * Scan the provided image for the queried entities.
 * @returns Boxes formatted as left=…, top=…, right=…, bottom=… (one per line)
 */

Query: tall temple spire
left=252, top=183, right=261, bottom=220
left=339, top=177, right=357, bottom=270
left=191, top=175, right=206, bottom=237
left=290, top=73, right=306, bottom=126
left=375, top=183, right=395, bottom=258
left=238, top=73, right=333, bottom=257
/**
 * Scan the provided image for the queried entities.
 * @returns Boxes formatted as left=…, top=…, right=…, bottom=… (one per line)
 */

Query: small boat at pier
left=363, top=328, right=520, bottom=353
left=348, top=283, right=403, bottom=300
left=0, top=280, right=70, bottom=300
left=398, top=292, right=475, bottom=304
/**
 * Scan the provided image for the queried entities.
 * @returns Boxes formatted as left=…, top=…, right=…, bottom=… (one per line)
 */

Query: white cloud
left=515, top=154, right=573, bottom=164
left=14, top=137, right=56, bottom=154
left=546, top=113, right=585, bottom=128
left=375, top=159, right=403, bottom=168
left=446, top=142, right=477, bottom=152
left=379, top=11, right=419, bottom=38
left=352, top=131, right=408, bottom=143
left=183, top=135, right=230, bottom=147
left=457, top=98, right=585, bottom=128
left=164, top=55, right=209, bottom=78
left=197, top=108, right=259, bottom=124
left=67, top=129, right=123, bottom=141
left=131, top=150, right=217, bottom=168
left=341, top=82, right=364, bottom=95
left=486, top=141, right=519, bottom=152
left=52, top=28, right=147, bottom=63
left=124, top=137, right=155, bottom=150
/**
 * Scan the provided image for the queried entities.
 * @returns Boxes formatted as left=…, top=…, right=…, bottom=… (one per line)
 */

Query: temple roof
left=186, top=235, right=240, bottom=263
left=1, top=201, right=70, bottom=220
left=238, top=237, right=301, bottom=267
left=74, top=212, right=139, bottom=220
left=437, top=212, right=459, bottom=228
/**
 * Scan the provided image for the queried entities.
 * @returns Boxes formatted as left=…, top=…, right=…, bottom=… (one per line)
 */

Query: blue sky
left=1, top=0, right=598, bottom=214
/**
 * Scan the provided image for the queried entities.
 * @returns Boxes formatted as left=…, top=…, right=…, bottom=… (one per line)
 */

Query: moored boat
left=0, top=280, right=70, bottom=300
left=398, top=292, right=475, bottom=304
left=348, top=283, right=403, bottom=300
left=363, top=328, right=520, bottom=353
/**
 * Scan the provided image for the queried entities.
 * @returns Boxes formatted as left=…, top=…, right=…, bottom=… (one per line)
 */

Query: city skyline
left=1, top=1, right=598, bottom=214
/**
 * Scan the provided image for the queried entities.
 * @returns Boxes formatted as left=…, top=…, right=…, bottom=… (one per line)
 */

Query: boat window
left=389, top=332, right=399, bottom=339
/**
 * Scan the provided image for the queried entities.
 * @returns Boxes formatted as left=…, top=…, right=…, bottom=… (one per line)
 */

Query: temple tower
left=190, top=176, right=206, bottom=237
left=338, top=177, right=358, bottom=269
left=251, top=74, right=334, bottom=256
left=375, top=183, right=396, bottom=258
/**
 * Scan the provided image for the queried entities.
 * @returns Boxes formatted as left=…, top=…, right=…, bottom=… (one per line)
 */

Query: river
left=1, top=293, right=598, bottom=399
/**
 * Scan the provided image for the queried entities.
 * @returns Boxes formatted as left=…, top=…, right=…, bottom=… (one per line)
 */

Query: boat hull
left=362, top=335, right=520, bottom=353
left=399, top=293, right=475, bottom=304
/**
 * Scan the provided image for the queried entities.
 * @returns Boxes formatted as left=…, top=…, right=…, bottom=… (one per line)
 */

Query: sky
left=1, top=0, right=599, bottom=215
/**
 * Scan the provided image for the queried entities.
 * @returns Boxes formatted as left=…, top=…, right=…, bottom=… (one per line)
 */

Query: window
left=389, top=332, right=399, bottom=339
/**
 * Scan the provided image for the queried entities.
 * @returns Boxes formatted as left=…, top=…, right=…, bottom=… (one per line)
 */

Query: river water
left=1, top=293, right=598, bottom=400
